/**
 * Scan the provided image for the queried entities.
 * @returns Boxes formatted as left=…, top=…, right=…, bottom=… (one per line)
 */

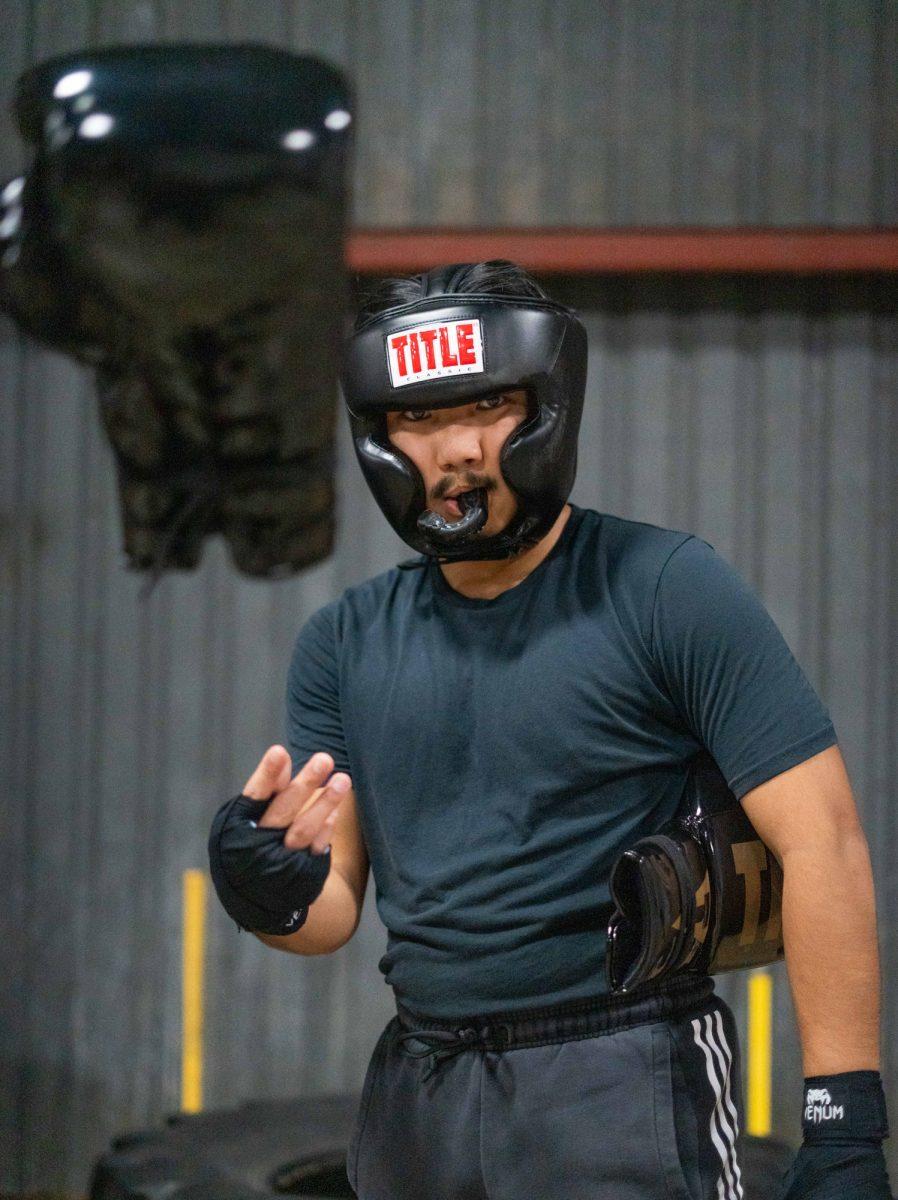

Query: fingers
left=259, top=751, right=338, bottom=828
left=308, top=807, right=340, bottom=856
left=284, top=772, right=351, bottom=852
left=240, top=747, right=351, bottom=853
left=242, top=744, right=293, bottom=801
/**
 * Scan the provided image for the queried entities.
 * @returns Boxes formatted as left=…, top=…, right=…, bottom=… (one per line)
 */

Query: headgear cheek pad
left=340, top=291, right=588, bottom=562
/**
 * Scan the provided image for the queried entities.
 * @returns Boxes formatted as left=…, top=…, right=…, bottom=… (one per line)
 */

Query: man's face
left=385, top=389, right=529, bottom=536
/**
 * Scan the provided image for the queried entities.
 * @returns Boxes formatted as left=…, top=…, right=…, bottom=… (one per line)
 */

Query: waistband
left=394, top=974, right=715, bottom=1081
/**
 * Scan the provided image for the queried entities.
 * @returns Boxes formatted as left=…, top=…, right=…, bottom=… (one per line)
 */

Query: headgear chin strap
left=340, top=274, right=588, bottom=562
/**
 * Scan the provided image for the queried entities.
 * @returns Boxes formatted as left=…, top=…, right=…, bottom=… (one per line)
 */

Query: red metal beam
left=346, top=228, right=898, bottom=274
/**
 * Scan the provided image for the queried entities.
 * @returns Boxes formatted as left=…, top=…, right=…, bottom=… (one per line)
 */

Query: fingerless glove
left=207, top=793, right=332, bottom=935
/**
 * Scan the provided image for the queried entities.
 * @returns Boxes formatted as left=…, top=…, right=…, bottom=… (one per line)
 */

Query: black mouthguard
left=417, top=487, right=488, bottom=546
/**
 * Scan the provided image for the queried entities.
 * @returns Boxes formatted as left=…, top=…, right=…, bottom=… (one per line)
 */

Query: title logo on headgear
left=386, top=318, right=484, bottom=388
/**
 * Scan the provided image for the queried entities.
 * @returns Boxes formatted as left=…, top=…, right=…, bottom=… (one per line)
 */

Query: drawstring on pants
left=393, top=974, right=716, bottom=1083
left=396, top=1022, right=512, bottom=1082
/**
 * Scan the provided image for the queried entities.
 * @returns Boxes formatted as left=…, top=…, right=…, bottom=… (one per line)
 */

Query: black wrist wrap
left=802, top=1071, right=889, bottom=1143
left=207, top=793, right=331, bottom=936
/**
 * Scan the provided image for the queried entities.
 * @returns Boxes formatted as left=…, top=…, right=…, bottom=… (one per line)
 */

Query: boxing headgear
left=340, top=265, right=588, bottom=561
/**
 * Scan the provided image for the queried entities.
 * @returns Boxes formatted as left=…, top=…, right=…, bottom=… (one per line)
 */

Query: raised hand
left=207, top=746, right=352, bottom=935
left=244, top=745, right=351, bottom=856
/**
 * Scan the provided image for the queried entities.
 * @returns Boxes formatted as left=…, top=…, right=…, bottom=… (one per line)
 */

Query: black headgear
left=340, top=265, right=588, bottom=561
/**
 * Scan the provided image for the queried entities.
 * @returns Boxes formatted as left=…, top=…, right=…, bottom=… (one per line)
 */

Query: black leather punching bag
left=0, top=44, right=352, bottom=589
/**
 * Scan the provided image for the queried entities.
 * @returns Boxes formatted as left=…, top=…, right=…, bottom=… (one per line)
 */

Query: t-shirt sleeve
left=284, top=601, right=352, bottom=776
left=651, top=536, right=838, bottom=799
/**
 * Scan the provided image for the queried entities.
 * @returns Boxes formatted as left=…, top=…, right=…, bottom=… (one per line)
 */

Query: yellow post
left=181, top=869, right=207, bottom=1113
left=747, top=970, right=773, bottom=1136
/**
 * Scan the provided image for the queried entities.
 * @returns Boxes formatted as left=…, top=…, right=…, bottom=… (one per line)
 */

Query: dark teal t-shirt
left=285, top=504, right=837, bottom=1018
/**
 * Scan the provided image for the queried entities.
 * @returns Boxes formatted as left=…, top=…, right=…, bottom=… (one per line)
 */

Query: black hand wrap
left=779, top=1071, right=892, bottom=1199
left=207, top=793, right=331, bottom=936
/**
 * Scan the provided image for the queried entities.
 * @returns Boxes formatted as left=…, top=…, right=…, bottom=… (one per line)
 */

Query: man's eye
left=477, top=396, right=506, bottom=410
left=400, top=410, right=430, bottom=422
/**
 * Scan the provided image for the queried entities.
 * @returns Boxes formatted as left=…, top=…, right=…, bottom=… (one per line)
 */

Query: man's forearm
left=780, top=829, right=881, bottom=1076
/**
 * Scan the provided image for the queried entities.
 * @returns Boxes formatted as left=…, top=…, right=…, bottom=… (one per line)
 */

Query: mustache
left=432, top=475, right=496, bottom=502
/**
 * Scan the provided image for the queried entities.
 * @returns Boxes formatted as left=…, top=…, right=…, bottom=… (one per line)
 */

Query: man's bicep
left=330, top=783, right=370, bottom=916
left=740, top=743, right=865, bottom=862
left=284, top=602, right=367, bottom=921
left=285, top=603, right=352, bottom=775
left=652, top=536, right=836, bottom=796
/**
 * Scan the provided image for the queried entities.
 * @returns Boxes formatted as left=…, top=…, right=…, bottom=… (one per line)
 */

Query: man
left=208, top=261, right=890, bottom=1199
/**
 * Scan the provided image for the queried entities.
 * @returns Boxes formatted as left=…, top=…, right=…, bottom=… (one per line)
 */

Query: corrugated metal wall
left=1, top=2, right=896, bottom=1194
left=2, top=0, right=897, bottom=224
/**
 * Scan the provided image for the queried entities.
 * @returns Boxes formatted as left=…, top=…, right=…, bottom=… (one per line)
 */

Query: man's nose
left=434, top=422, right=485, bottom=473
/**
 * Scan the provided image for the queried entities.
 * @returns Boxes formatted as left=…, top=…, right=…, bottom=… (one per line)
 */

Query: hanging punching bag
left=0, top=44, right=352, bottom=589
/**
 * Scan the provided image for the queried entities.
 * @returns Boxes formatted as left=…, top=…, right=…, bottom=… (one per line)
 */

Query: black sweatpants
left=346, top=976, right=744, bottom=1200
